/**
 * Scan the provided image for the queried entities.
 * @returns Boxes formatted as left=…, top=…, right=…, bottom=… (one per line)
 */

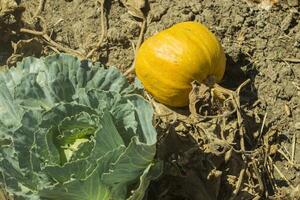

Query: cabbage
left=0, top=54, right=161, bottom=200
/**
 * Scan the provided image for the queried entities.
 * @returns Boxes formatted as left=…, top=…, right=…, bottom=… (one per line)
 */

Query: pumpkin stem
left=204, top=75, right=217, bottom=87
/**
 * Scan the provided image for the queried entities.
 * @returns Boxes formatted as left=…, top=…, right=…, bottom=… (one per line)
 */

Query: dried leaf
left=152, top=100, right=189, bottom=123
left=121, top=0, right=146, bottom=19
left=7, top=38, right=43, bottom=66
left=189, top=81, right=211, bottom=118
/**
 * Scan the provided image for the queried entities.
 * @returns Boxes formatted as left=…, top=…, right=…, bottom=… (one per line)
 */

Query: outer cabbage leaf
left=0, top=54, right=161, bottom=200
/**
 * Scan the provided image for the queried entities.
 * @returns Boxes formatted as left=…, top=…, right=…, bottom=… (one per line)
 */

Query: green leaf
left=58, top=112, right=98, bottom=144
left=40, top=103, right=97, bottom=129
left=40, top=147, right=124, bottom=200
left=89, top=110, right=125, bottom=161
left=102, top=137, right=156, bottom=186
left=128, top=161, right=163, bottom=200
left=43, top=159, right=90, bottom=184
left=0, top=80, right=22, bottom=131
left=0, top=54, right=161, bottom=200
left=127, top=95, right=157, bottom=145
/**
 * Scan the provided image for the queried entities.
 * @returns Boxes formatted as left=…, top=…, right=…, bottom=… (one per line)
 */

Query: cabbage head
left=0, top=54, right=161, bottom=200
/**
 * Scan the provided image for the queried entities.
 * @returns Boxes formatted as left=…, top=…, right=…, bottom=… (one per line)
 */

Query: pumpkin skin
left=135, top=21, right=226, bottom=107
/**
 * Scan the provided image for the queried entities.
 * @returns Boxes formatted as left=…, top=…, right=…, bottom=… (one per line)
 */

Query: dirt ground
left=1, top=0, right=300, bottom=199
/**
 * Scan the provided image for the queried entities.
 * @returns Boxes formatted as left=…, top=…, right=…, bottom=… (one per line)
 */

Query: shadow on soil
left=222, top=53, right=259, bottom=106
left=146, top=54, right=276, bottom=200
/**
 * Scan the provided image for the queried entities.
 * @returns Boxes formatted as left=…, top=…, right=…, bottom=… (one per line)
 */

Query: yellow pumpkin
left=135, top=21, right=226, bottom=107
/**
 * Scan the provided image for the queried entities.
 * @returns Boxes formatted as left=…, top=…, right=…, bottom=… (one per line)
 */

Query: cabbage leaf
left=0, top=54, right=161, bottom=200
